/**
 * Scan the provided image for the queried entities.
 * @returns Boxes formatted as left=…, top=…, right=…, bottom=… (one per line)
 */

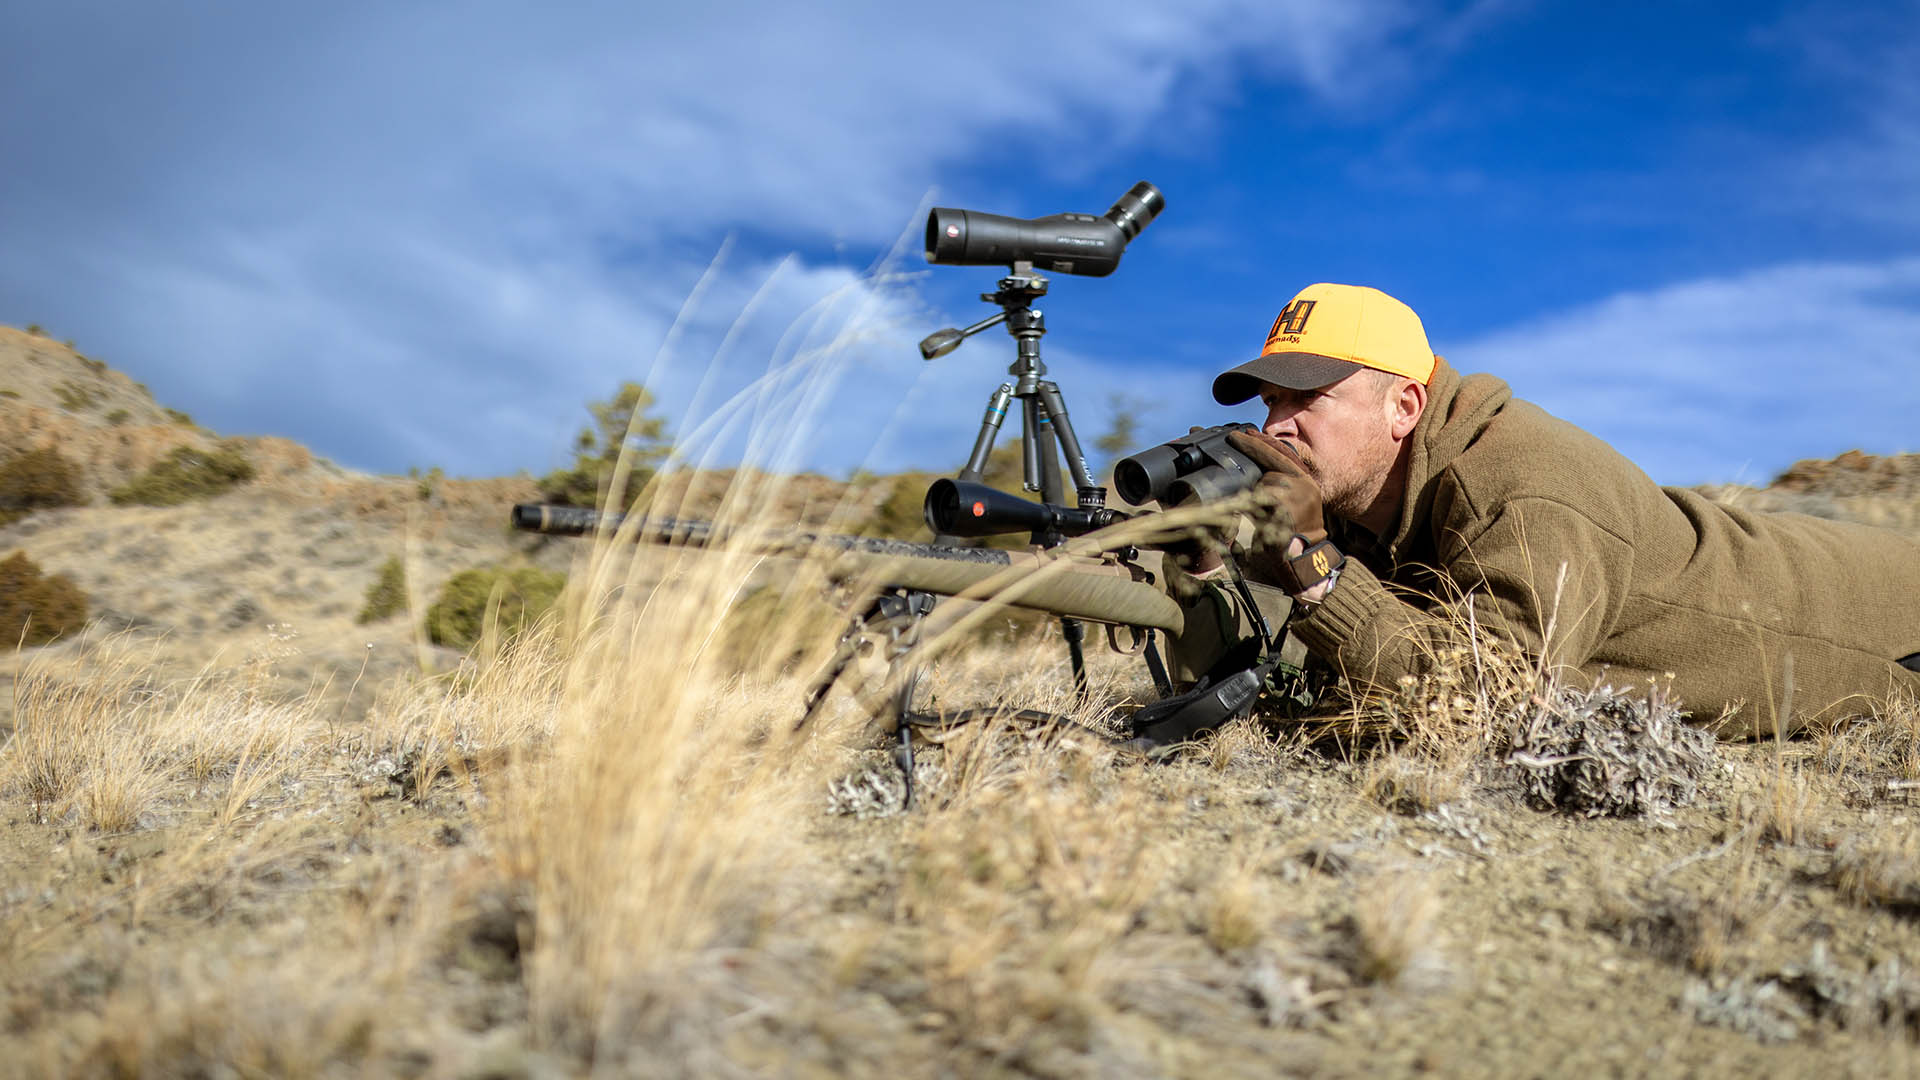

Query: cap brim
left=1211, top=352, right=1363, bottom=405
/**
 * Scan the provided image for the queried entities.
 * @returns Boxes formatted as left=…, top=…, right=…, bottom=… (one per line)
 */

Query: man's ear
left=1388, top=378, right=1425, bottom=440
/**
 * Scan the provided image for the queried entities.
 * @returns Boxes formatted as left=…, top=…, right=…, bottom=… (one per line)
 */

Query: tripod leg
left=1020, top=397, right=1045, bottom=493
left=1035, top=409, right=1065, bottom=505
left=894, top=725, right=916, bottom=810
left=798, top=637, right=861, bottom=731
left=958, top=384, right=1014, bottom=483
left=1036, top=382, right=1098, bottom=495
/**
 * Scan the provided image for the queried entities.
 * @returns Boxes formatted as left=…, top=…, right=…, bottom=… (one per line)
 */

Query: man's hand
left=1224, top=429, right=1326, bottom=545
left=1224, top=428, right=1343, bottom=597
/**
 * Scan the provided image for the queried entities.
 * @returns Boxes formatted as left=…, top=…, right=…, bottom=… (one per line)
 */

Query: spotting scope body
left=925, top=181, right=1164, bottom=277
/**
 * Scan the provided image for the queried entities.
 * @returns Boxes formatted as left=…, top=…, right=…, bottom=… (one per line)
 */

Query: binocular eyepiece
left=925, top=181, right=1164, bottom=277
left=1112, top=422, right=1263, bottom=507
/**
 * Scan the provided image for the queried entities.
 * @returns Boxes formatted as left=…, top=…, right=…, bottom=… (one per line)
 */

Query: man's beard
left=1278, top=438, right=1380, bottom=523
left=1313, top=453, right=1380, bottom=523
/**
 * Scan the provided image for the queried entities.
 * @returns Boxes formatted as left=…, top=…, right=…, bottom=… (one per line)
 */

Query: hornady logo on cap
left=1266, top=299, right=1315, bottom=346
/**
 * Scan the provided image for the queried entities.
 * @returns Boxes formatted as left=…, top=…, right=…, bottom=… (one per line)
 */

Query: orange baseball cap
left=1212, top=283, right=1437, bottom=405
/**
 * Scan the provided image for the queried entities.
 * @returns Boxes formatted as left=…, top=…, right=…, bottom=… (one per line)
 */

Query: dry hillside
left=2, top=325, right=1918, bottom=1077
left=0, top=327, right=569, bottom=722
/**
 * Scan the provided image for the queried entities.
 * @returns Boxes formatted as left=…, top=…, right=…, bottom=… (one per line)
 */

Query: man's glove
left=1223, top=429, right=1345, bottom=595
left=1155, top=427, right=1236, bottom=572
left=1157, top=523, right=1228, bottom=573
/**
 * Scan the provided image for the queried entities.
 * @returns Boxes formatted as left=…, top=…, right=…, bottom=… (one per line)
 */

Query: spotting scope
left=924, top=181, right=1164, bottom=277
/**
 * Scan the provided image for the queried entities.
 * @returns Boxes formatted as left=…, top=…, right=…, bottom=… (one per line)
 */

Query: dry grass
left=1360, top=749, right=1469, bottom=814
left=1810, top=690, right=1920, bottom=804
left=8, top=856, right=459, bottom=1077
left=1824, top=834, right=1920, bottom=913
left=1597, top=829, right=1784, bottom=977
left=1753, top=758, right=1829, bottom=847
left=3, top=632, right=327, bottom=833
left=1349, top=870, right=1443, bottom=985
left=7, top=433, right=1920, bottom=1073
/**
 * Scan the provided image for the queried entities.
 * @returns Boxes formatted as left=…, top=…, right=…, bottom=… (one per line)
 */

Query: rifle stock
left=511, top=503, right=1185, bottom=635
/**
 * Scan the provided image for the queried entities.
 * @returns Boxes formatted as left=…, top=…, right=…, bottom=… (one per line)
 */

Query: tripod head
left=916, top=263, right=1049, bottom=362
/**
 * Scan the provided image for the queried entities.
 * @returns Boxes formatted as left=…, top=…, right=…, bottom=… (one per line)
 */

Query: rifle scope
left=924, top=479, right=1127, bottom=540
left=924, top=181, right=1164, bottom=277
left=1112, top=422, right=1264, bottom=507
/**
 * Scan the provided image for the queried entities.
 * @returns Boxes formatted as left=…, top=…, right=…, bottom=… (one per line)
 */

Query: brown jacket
left=1288, top=358, right=1920, bottom=735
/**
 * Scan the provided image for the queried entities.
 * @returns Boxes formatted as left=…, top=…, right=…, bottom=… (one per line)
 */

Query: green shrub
left=109, top=441, right=255, bottom=506
left=425, top=566, right=566, bottom=651
left=538, top=382, right=672, bottom=510
left=24, top=324, right=43, bottom=336
left=105, top=408, right=130, bottom=426
left=0, top=447, right=84, bottom=525
left=0, top=551, right=87, bottom=647
left=163, top=407, right=194, bottom=426
left=0, top=389, right=19, bottom=399
left=357, top=556, right=408, bottom=624
left=411, top=465, right=444, bottom=502
left=79, top=355, right=106, bottom=375
left=54, top=382, right=101, bottom=411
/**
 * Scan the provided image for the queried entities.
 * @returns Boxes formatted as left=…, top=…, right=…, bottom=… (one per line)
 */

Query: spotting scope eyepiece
left=924, top=181, right=1164, bottom=277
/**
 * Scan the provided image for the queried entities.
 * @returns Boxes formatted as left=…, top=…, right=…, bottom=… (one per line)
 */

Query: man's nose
left=1263, top=403, right=1298, bottom=438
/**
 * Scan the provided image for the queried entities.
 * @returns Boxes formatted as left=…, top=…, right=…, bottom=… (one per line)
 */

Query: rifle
left=512, top=484, right=1322, bottom=805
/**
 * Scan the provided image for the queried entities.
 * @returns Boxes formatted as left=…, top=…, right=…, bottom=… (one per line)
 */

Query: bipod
left=797, top=586, right=935, bottom=733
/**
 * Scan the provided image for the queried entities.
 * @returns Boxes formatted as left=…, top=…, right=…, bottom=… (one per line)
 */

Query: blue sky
left=3, top=1, right=1916, bottom=487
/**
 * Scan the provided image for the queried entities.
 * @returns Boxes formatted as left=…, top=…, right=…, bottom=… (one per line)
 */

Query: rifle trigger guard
left=1105, top=622, right=1149, bottom=656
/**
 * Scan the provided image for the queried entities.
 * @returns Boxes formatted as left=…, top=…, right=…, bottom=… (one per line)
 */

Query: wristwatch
left=1277, top=538, right=1345, bottom=596
left=1289, top=562, right=1342, bottom=618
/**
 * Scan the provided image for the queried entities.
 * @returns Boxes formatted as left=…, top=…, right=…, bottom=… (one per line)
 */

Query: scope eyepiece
left=924, top=181, right=1163, bottom=277
left=1103, top=181, right=1164, bottom=241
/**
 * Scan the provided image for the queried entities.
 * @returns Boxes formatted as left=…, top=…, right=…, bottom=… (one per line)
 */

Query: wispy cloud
left=0, top=0, right=1462, bottom=477
left=1457, top=257, right=1920, bottom=485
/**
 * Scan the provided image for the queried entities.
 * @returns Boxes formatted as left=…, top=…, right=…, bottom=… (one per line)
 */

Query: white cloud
left=1456, top=257, right=1920, bottom=485
left=1758, top=4, right=1920, bottom=232
left=0, top=0, right=1473, bottom=477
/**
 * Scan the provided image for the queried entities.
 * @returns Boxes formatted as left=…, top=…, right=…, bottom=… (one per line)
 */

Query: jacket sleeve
left=1287, top=496, right=1630, bottom=698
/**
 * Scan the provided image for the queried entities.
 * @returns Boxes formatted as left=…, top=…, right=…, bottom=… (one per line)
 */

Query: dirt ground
left=3, top=328, right=1920, bottom=1077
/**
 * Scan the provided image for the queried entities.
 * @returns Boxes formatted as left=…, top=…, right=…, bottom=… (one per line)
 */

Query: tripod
left=919, top=262, right=1109, bottom=692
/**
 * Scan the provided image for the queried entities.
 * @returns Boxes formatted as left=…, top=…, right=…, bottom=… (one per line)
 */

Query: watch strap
left=1278, top=538, right=1345, bottom=595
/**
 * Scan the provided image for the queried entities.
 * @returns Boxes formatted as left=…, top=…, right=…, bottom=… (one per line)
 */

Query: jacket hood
left=1382, top=357, right=1511, bottom=563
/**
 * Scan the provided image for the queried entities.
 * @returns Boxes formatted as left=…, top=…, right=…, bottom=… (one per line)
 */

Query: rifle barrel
left=508, top=503, right=1184, bottom=634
